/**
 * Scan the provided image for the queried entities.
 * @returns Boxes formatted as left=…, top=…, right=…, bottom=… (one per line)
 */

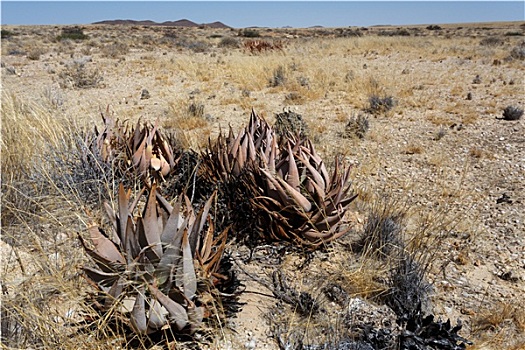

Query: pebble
left=245, top=338, right=257, bottom=349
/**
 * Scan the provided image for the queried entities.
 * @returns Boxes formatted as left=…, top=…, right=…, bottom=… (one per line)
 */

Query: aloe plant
left=250, top=137, right=357, bottom=248
left=202, top=110, right=356, bottom=248
left=94, top=111, right=179, bottom=185
left=202, top=109, right=276, bottom=182
left=79, top=183, right=230, bottom=336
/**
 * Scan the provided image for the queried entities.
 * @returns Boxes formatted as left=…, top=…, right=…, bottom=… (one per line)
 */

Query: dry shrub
left=218, top=36, right=239, bottom=48
left=101, top=42, right=129, bottom=58
left=344, top=113, right=370, bottom=139
left=27, top=47, right=46, bottom=60
left=269, top=65, right=287, bottom=87
left=473, top=302, right=525, bottom=333
left=164, top=99, right=210, bottom=149
left=470, top=303, right=525, bottom=348
left=59, top=61, right=102, bottom=89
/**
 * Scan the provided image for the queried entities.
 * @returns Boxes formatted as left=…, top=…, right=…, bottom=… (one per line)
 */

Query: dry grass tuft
left=164, top=99, right=211, bottom=149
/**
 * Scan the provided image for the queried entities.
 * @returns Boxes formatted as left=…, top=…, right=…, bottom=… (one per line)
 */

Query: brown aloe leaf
left=181, top=229, right=197, bottom=300
left=78, top=234, right=119, bottom=273
left=262, top=169, right=291, bottom=205
left=147, top=299, right=167, bottom=331
left=88, top=225, right=125, bottom=264
left=132, top=136, right=147, bottom=168
left=155, top=191, right=173, bottom=213
left=199, top=217, right=214, bottom=263
left=148, top=284, right=188, bottom=330
left=130, top=286, right=147, bottom=335
left=305, top=177, right=325, bottom=207
left=143, top=184, right=163, bottom=258
left=229, top=128, right=244, bottom=156
left=125, top=215, right=139, bottom=261
left=313, top=212, right=345, bottom=232
left=129, top=187, right=145, bottom=213
left=274, top=176, right=312, bottom=212
left=104, top=277, right=125, bottom=310
left=297, top=154, right=326, bottom=192
left=82, top=266, right=120, bottom=287
left=161, top=198, right=183, bottom=244
left=247, top=131, right=257, bottom=161
left=286, top=143, right=300, bottom=190
left=136, top=218, right=161, bottom=263
left=132, top=120, right=143, bottom=150
left=201, top=227, right=227, bottom=274
left=117, top=184, right=130, bottom=246
left=190, top=191, right=216, bottom=253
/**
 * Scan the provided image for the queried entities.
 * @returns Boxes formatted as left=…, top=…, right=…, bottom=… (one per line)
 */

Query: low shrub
left=101, top=42, right=129, bottom=58
left=58, top=62, right=102, bottom=89
left=274, top=109, right=308, bottom=139
left=218, top=36, right=239, bottom=48
left=1, top=29, right=14, bottom=39
left=502, top=106, right=523, bottom=120
left=509, top=42, right=525, bottom=60
left=378, top=28, right=410, bottom=37
left=367, top=95, right=396, bottom=114
left=269, top=65, right=286, bottom=87
left=480, top=36, right=504, bottom=46
left=239, top=28, right=260, bottom=38
left=344, top=113, right=370, bottom=139
left=56, top=26, right=88, bottom=41
left=426, top=25, right=442, bottom=30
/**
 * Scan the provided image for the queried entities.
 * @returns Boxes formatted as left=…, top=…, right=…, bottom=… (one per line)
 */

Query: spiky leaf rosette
left=94, top=111, right=179, bottom=186
left=249, top=137, right=357, bottom=248
left=198, top=110, right=277, bottom=241
left=79, top=184, right=233, bottom=337
left=201, top=109, right=276, bottom=184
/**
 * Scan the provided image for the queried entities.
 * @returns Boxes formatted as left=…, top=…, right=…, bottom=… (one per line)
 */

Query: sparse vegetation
left=367, top=95, right=396, bottom=114
left=239, top=28, right=260, bottom=38
left=56, top=26, right=88, bottom=41
left=378, top=28, right=410, bottom=36
left=2, top=21, right=525, bottom=350
left=344, top=113, right=370, bottom=139
left=509, top=42, right=525, bottom=60
left=101, top=42, right=129, bottom=58
left=218, top=36, right=239, bottom=48
left=426, top=25, right=442, bottom=30
left=268, top=65, right=286, bottom=87
left=480, top=36, right=504, bottom=46
left=1, top=29, right=14, bottom=38
left=502, top=105, right=523, bottom=120
left=59, top=61, right=102, bottom=89
left=274, top=109, right=308, bottom=139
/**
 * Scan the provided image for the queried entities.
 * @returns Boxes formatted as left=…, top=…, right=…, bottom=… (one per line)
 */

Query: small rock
left=140, top=88, right=150, bottom=100
left=244, top=338, right=256, bottom=349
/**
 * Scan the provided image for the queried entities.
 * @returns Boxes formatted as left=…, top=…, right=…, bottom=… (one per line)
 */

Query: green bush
left=56, top=26, right=88, bottom=41
left=218, top=36, right=240, bottom=48
left=240, top=28, right=260, bottom=38
left=1, top=29, right=14, bottom=39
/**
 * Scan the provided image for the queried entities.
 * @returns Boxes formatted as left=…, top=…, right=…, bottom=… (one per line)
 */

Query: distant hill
left=92, top=19, right=230, bottom=28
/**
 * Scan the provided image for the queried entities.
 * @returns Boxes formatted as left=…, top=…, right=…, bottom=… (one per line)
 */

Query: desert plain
left=1, top=21, right=525, bottom=349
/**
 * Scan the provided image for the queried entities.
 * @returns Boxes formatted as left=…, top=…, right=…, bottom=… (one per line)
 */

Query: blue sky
left=1, top=1, right=524, bottom=28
